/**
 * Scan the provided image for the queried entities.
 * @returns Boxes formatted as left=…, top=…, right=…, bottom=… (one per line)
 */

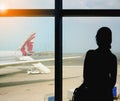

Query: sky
left=63, top=17, right=120, bottom=53
left=0, top=0, right=120, bottom=9
left=0, top=1, right=120, bottom=53
left=63, top=0, right=120, bottom=9
left=0, top=17, right=54, bottom=52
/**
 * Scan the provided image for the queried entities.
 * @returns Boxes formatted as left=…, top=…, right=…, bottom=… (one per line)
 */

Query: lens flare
left=0, top=3, right=7, bottom=13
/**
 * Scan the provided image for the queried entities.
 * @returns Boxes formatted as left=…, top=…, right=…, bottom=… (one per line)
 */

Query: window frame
left=0, top=1, right=120, bottom=101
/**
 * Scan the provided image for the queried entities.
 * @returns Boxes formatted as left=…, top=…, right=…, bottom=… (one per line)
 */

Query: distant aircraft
left=0, top=33, right=81, bottom=74
left=0, top=33, right=51, bottom=74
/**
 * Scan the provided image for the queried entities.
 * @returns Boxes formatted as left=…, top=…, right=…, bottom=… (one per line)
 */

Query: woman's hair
left=96, top=27, right=112, bottom=49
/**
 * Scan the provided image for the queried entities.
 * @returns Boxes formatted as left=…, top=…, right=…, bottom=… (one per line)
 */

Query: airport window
left=0, top=0, right=54, bottom=9
left=63, top=0, right=120, bottom=9
left=63, top=17, right=120, bottom=101
left=0, top=1, right=120, bottom=101
left=0, top=17, right=55, bottom=101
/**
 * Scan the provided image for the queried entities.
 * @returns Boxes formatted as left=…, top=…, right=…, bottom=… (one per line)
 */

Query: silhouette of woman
left=83, top=27, right=117, bottom=101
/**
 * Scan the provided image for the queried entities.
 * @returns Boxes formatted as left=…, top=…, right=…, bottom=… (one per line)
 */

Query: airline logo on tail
left=20, top=33, right=36, bottom=56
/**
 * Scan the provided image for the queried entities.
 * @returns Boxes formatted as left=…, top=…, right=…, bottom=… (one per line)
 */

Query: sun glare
left=0, top=3, right=7, bottom=13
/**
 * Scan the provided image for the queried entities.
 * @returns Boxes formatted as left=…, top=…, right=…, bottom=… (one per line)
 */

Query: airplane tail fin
left=20, top=33, right=36, bottom=56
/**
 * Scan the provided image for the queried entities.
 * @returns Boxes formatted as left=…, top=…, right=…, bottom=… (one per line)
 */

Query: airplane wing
left=0, top=56, right=81, bottom=67
left=0, top=56, right=53, bottom=74
left=0, top=58, right=54, bottom=67
left=0, top=56, right=81, bottom=74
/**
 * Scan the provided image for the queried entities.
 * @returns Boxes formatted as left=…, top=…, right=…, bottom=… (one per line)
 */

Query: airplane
left=0, top=33, right=81, bottom=74
left=0, top=33, right=51, bottom=74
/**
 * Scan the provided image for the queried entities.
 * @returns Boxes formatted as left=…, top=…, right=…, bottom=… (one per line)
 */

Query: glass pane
left=0, top=17, right=54, bottom=101
left=63, top=17, right=120, bottom=101
left=63, top=0, right=120, bottom=9
left=0, top=0, right=54, bottom=9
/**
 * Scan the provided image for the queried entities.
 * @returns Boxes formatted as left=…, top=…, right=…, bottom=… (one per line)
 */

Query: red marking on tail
left=20, top=33, right=36, bottom=56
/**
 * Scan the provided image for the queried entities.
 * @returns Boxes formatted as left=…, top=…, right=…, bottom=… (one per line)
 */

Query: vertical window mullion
left=55, top=0, right=63, bottom=101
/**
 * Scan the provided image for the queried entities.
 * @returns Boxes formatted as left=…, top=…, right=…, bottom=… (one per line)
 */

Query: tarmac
left=0, top=64, right=120, bottom=101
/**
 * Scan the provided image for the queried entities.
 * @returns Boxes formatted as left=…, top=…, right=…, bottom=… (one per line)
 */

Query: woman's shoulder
left=85, top=49, right=96, bottom=57
left=86, top=49, right=96, bottom=54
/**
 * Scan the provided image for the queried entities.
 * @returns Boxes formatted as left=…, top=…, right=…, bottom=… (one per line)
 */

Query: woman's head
left=96, top=27, right=112, bottom=49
